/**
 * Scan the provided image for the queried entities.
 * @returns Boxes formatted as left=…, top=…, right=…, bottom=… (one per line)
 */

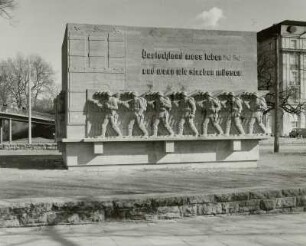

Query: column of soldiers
left=88, top=90, right=267, bottom=138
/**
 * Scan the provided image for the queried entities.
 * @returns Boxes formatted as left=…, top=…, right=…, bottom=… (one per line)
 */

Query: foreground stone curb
left=1, top=187, right=306, bottom=227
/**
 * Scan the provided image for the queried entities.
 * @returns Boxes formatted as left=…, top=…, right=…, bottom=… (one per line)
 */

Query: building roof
left=257, top=20, right=306, bottom=42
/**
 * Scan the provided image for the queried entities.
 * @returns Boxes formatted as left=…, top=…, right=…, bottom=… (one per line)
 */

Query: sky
left=1, top=0, right=306, bottom=84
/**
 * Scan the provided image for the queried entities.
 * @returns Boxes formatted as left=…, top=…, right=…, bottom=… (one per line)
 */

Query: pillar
left=0, top=119, right=3, bottom=144
left=9, top=118, right=12, bottom=143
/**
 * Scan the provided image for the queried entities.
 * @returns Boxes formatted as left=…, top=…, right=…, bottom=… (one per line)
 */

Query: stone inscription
left=141, top=49, right=242, bottom=77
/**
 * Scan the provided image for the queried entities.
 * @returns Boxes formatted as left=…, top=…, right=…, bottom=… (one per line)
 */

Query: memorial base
left=59, top=136, right=266, bottom=169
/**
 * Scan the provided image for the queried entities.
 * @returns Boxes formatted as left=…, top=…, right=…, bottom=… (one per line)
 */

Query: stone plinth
left=60, top=136, right=265, bottom=168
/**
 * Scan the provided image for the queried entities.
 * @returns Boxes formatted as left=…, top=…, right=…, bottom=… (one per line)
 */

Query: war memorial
left=3, top=22, right=306, bottom=234
left=55, top=23, right=268, bottom=168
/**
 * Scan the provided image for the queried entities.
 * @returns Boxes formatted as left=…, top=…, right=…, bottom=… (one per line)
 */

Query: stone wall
left=0, top=143, right=57, bottom=151
left=1, top=187, right=305, bottom=227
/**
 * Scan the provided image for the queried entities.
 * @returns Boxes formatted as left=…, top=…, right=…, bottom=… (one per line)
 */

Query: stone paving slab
left=1, top=213, right=306, bottom=246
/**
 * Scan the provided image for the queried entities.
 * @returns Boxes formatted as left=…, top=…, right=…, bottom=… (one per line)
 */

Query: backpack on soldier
left=161, top=96, right=172, bottom=110
left=138, top=97, right=147, bottom=111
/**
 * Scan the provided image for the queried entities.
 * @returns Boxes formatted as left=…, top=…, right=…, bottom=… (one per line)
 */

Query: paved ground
left=0, top=141, right=305, bottom=200
left=1, top=213, right=306, bottom=246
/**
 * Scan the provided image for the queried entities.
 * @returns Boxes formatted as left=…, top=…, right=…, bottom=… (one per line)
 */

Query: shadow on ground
left=0, top=155, right=65, bottom=169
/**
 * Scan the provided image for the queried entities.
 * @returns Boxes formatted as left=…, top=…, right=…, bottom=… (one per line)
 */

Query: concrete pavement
left=1, top=213, right=306, bottom=246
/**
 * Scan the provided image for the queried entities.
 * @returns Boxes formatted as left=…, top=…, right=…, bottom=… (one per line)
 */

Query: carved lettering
left=142, top=49, right=183, bottom=61
left=156, top=68, right=175, bottom=75
left=176, top=68, right=188, bottom=75
left=203, top=53, right=222, bottom=61
left=141, top=67, right=242, bottom=77
left=222, top=55, right=231, bottom=61
left=216, top=69, right=241, bottom=76
left=142, top=68, right=155, bottom=75
left=141, top=49, right=243, bottom=77
left=185, top=54, right=203, bottom=60
left=188, top=68, right=214, bottom=76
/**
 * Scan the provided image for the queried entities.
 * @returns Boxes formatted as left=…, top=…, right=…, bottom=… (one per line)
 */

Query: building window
left=289, top=85, right=300, bottom=102
left=289, top=54, right=299, bottom=70
left=290, top=70, right=299, bottom=85
left=302, top=39, right=306, bottom=50
left=291, top=121, right=298, bottom=128
left=290, top=39, right=297, bottom=49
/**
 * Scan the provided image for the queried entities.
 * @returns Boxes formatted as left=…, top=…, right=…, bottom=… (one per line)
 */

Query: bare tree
left=258, top=52, right=274, bottom=91
left=0, top=62, right=11, bottom=105
left=258, top=52, right=306, bottom=116
left=29, top=55, right=56, bottom=107
left=4, top=55, right=29, bottom=108
left=0, top=54, right=56, bottom=111
left=0, top=0, right=15, bottom=20
left=33, top=82, right=60, bottom=114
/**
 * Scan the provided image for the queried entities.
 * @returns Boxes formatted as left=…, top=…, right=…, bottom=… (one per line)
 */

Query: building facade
left=258, top=20, right=306, bottom=136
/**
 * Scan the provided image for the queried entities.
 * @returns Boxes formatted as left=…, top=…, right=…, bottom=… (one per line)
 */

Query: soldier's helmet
left=113, top=92, right=120, bottom=98
left=156, top=91, right=164, bottom=97
left=181, top=91, right=187, bottom=97
left=253, top=92, right=259, bottom=98
left=105, top=91, right=112, bottom=97
left=205, top=92, right=213, bottom=98
left=131, top=91, right=138, bottom=97
left=228, top=92, right=235, bottom=97
left=93, top=92, right=99, bottom=98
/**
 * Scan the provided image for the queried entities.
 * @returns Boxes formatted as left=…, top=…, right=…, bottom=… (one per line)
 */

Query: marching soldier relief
left=224, top=92, right=245, bottom=136
left=247, top=92, right=268, bottom=135
left=126, top=91, right=148, bottom=137
left=199, top=92, right=223, bottom=136
left=57, top=23, right=268, bottom=167
left=86, top=90, right=267, bottom=138
left=89, top=91, right=122, bottom=138
left=151, top=92, right=174, bottom=137
left=177, top=92, right=198, bottom=137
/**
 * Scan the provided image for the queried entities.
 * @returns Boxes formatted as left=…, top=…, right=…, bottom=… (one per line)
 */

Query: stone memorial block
left=56, top=23, right=267, bottom=168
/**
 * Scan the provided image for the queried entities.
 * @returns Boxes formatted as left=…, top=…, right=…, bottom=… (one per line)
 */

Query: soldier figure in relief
left=91, top=91, right=122, bottom=138
left=247, top=92, right=268, bottom=134
left=225, top=92, right=245, bottom=135
left=152, top=92, right=174, bottom=137
left=201, top=92, right=223, bottom=136
left=177, top=92, right=199, bottom=136
left=127, top=91, right=148, bottom=137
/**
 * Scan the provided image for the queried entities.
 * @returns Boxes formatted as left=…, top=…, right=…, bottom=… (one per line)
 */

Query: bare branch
left=258, top=51, right=305, bottom=116
left=0, top=0, right=15, bottom=20
left=0, top=54, right=56, bottom=111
